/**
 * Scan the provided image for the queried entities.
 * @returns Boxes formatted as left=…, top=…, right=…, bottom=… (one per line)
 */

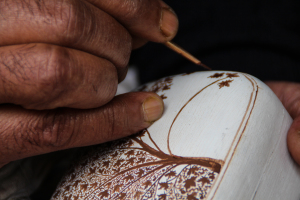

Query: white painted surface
left=139, top=71, right=300, bottom=199
left=53, top=71, right=300, bottom=199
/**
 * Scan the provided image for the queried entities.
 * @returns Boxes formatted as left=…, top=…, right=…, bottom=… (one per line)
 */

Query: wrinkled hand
left=0, top=0, right=178, bottom=167
left=266, top=81, right=300, bottom=165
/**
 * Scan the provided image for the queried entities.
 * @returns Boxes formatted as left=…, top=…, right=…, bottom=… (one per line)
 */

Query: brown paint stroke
left=81, top=129, right=223, bottom=200
left=218, top=80, right=233, bottom=88
left=209, top=73, right=224, bottom=78
left=144, top=129, right=163, bottom=152
left=210, top=74, right=258, bottom=199
left=182, top=72, right=196, bottom=76
left=226, top=73, right=239, bottom=78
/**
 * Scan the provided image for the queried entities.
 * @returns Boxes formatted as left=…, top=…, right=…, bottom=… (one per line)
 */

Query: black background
left=132, top=0, right=300, bottom=83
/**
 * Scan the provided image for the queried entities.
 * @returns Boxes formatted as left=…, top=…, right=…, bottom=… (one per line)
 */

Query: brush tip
left=198, top=62, right=212, bottom=70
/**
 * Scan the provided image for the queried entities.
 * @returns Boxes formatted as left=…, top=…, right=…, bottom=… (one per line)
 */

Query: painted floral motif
left=218, top=80, right=233, bottom=88
left=52, top=73, right=245, bottom=200
left=209, top=73, right=239, bottom=89
left=52, top=130, right=222, bottom=200
left=225, top=73, right=239, bottom=78
left=209, top=73, right=224, bottom=78
left=138, top=77, right=173, bottom=100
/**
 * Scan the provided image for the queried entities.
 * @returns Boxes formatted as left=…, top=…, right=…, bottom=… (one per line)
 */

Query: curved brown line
left=210, top=75, right=259, bottom=199
left=86, top=164, right=168, bottom=199
left=146, top=129, right=163, bottom=153
left=84, top=151, right=223, bottom=197
left=167, top=77, right=229, bottom=155
left=172, top=164, right=191, bottom=193
left=222, top=75, right=256, bottom=164
left=113, top=164, right=176, bottom=199
left=140, top=164, right=179, bottom=200
left=132, top=134, right=221, bottom=167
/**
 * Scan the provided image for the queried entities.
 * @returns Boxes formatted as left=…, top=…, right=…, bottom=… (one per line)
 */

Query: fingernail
left=160, top=7, right=179, bottom=39
left=143, top=96, right=164, bottom=122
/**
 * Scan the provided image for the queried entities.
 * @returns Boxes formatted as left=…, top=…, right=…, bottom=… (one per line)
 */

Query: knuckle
left=101, top=101, right=129, bottom=140
left=30, top=109, right=76, bottom=148
left=117, top=34, right=132, bottom=68
left=36, top=46, right=72, bottom=97
left=51, top=0, right=132, bottom=68
left=56, top=0, right=93, bottom=44
left=99, top=65, right=119, bottom=103
left=118, top=0, right=140, bottom=20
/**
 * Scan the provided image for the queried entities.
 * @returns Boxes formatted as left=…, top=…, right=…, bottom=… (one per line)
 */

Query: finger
left=0, top=0, right=131, bottom=69
left=265, top=81, right=300, bottom=118
left=0, top=92, right=164, bottom=165
left=266, top=81, right=300, bottom=165
left=287, top=117, right=300, bottom=165
left=85, top=0, right=179, bottom=44
left=0, top=43, right=120, bottom=110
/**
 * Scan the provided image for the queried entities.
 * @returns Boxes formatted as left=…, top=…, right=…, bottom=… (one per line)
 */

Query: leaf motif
left=187, top=166, right=200, bottom=176
left=208, top=172, right=215, bottom=179
left=159, top=182, right=169, bottom=190
left=134, top=191, right=143, bottom=199
left=53, top=132, right=222, bottom=199
left=199, top=177, right=211, bottom=185
left=102, top=161, right=110, bottom=168
left=218, top=80, right=233, bottom=88
left=226, top=73, right=239, bottom=78
left=184, top=177, right=197, bottom=190
left=124, top=174, right=134, bottom=182
left=187, top=192, right=198, bottom=200
left=160, top=94, right=167, bottom=100
left=165, top=170, right=177, bottom=178
left=137, top=169, right=144, bottom=177
left=158, top=194, right=167, bottom=200
left=99, top=191, right=109, bottom=198
left=125, top=150, right=135, bottom=156
left=117, top=193, right=127, bottom=199
left=127, top=157, right=135, bottom=165
left=144, top=180, right=152, bottom=189
left=114, top=184, right=122, bottom=192
left=51, top=76, right=233, bottom=200
left=209, top=73, right=224, bottom=78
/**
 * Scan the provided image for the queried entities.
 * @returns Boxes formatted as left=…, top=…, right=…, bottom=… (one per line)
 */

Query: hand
left=0, top=0, right=178, bottom=167
left=266, top=81, right=300, bottom=165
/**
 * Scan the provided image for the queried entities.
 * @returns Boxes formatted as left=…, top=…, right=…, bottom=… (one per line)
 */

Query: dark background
left=132, top=0, right=300, bottom=83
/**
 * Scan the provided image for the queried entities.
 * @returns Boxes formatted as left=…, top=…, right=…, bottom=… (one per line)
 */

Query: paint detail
left=218, top=80, right=233, bottom=89
left=182, top=72, right=196, bottom=76
left=209, top=73, right=224, bottom=78
left=226, top=73, right=239, bottom=78
left=138, top=76, right=174, bottom=100
left=52, top=131, right=222, bottom=199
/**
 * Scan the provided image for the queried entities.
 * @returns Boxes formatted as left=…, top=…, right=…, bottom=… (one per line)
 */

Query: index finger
left=85, top=0, right=179, bottom=43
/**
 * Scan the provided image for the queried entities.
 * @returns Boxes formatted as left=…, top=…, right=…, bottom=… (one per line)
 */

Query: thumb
left=84, top=92, right=164, bottom=143
left=266, top=81, right=300, bottom=165
left=287, top=117, right=300, bottom=165
left=0, top=92, right=164, bottom=165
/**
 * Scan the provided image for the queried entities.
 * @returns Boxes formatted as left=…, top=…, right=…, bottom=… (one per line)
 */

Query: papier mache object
left=52, top=71, right=300, bottom=200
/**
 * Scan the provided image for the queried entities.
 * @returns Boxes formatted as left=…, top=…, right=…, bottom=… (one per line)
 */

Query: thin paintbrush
left=164, top=41, right=211, bottom=70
